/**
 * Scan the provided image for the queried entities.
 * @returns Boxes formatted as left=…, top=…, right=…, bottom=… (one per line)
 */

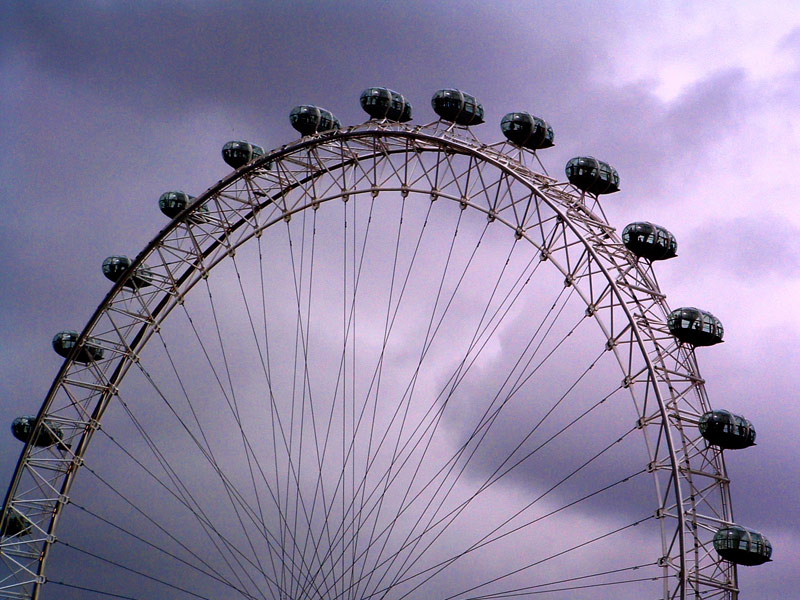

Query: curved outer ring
left=1, top=121, right=734, bottom=600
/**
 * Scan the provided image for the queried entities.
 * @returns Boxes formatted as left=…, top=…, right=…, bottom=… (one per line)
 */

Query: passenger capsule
left=52, top=330, right=104, bottom=363
left=12, top=416, right=66, bottom=449
left=102, top=255, right=153, bottom=289
left=699, top=410, right=756, bottom=449
left=222, top=141, right=265, bottom=169
left=431, top=89, right=484, bottom=126
left=622, top=222, right=677, bottom=261
left=500, top=112, right=554, bottom=150
left=158, top=191, right=208, bottom=221
left=360, top=87, right=413, bottom=122
left=565, top=157, right=620, bottom=195
left=1, top=513, right=32, bottom=538
left=290, top=105, right=341, bottom=136
left=667, top=307, right=724, bottom=347
left=714, top=526, right=772, bottom=566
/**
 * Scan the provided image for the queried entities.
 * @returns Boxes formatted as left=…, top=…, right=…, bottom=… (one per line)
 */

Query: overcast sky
left=2, top=1, right=799, bottom=598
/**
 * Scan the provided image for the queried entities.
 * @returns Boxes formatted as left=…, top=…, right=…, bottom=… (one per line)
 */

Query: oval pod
left=290, top=105, right=341, bottom=136
left=621, top=222, right=677, bottom=260
left=52, top=330, right=104, bottom=363
left=667, top=307, right=724, bottom=346
left=431, top=89, right=484, bottom=126
left=360, top=87, right=412, bottom=122
left=102, top=255, right=153, bottom=289
left=158, top=191, right=208, bottom=222
left=713, top=526, right=772, bottom=566
left=501, top=112, right=554, bottom=149
left=222, top=140, right=265, bottom=169
left=698, top=410, right=756, bottom=449
left=565, top=156, right=620, bottom=195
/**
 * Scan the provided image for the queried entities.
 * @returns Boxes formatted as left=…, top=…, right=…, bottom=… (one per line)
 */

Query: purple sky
left=2, top=2, right=799, bottom=598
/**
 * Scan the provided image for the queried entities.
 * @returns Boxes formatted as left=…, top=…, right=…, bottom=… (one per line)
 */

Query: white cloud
left=604, top=3, right=800, bottom=102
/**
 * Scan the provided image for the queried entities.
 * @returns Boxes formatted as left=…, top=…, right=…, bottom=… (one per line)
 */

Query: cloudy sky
left=2, top=1, right=799, bottom=599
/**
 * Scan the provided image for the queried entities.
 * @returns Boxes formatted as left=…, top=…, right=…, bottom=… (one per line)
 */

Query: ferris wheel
left=0, top=87, right=771, bottom=600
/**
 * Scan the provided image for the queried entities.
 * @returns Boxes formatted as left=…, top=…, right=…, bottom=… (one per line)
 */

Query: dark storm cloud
left=700, top=330, right=800, bottom=596
left=6, top=1, right=325, bottom=117
left=551, top=67, right=749, bottom=207
left=778, top=24, right=800, bottom=53
left=4, top=1, right=567, bottom=121
left=697, top=328, right=800, bottom=532
left=2, top=2, right=799, bottom=598
left=2, top=0, right=625, bottom=139
left=435, top=296, right=674, bottom=526
left=662, top=69, right=747, bottom=146
left=0, top=0, right=603, bottom=468
left=0, top=0, right=767, bottom=176
left=771, top=26, right=800, bottom=109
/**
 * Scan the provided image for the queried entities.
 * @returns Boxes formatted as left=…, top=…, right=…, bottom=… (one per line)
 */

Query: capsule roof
left=565, top=156, right=620, bottom=195
left=622, top=222, right=677, bottom=261
left=699, top=410, right=756, bottom=449
left=713, top=526, right=772, bottom=566
left=431, top=89, right=484, bottom=126
left=667, top=307, right=724, bottom=347
left=102, top=255, right=153, bottom=289
left=52, top=330, right=104, bottom=363
left=222, top=140, right=265, bottom=169
left=290, top=105, right=341, bottom=136
left=500, top=112, right=554, bottom=150
left=360, top=88, right=413, bottom=122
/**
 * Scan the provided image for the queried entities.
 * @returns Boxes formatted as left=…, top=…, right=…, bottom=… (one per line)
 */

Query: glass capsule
left=501, top=112, right=554, bottom=150
left=290, top=105, right=341, bottom=136
left=565, top=156, right=620, bottom=195
left=52, top=330, right=104, bottom=363
left=713, top=526, right=772, bottom=566
left=1, top=513, right=32, bottom=538
left=667, top=307, right=724, bottom=347
left=11, top=416, right=65, bottom=448
left=431, top=89, right=484, bottom=126
left=699, top=410, right=756, bottom=449
left=622, top=222, right=677, bottom=261
left=222, top=140, right=265, bottom=169
left=102, top=255, right=153, bottom=289
left=360, top=87, right=413, bottom=122
left=158, top=191, right=208, bottom=221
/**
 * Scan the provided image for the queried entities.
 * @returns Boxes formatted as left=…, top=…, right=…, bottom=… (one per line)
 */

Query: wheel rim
left=1, top=121, right=735, bottom=600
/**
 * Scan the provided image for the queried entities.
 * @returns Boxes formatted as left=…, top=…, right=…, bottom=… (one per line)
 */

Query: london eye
left=0, top=87, right=769, bottom=600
